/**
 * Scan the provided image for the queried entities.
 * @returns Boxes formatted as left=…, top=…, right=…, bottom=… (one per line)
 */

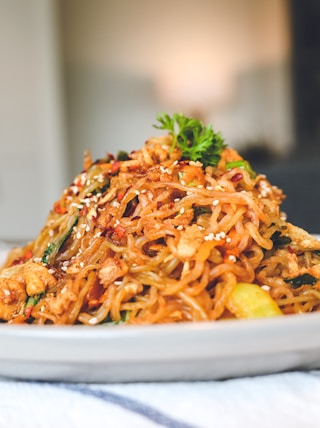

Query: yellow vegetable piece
left=227, top=282, right=283, bottom=319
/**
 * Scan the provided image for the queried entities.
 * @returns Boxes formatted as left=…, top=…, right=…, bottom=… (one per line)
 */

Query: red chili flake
left=53, top=201, right=67, bottom=214
left=79, top=205, right=89, bottom=216
left=24, top=306, right=33, bottom=319
left=287, top=245, right=295, bottom=254
left=114, top=224, right=126, bottom=239
left=111, top=161, right=120, bottom=174
left=74, top=178, right=84, bottom=188
left=117, top=192, right=125, bottom=201
left=231, top=173, right=243, bottom=182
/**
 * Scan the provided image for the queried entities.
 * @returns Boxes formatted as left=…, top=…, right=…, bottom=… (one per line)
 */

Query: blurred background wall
left=0, top=0, right=319, bottom=241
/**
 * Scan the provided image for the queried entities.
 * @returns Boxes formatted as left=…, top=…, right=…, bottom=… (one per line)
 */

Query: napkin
left=1, top=371, right=320, bottom=428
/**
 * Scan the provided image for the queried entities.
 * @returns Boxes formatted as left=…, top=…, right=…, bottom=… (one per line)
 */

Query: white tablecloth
left=1, top=371, right=320, bottom=427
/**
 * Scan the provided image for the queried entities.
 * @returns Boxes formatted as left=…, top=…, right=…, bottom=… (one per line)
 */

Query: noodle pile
left=1, top=123, right=320, bottom=325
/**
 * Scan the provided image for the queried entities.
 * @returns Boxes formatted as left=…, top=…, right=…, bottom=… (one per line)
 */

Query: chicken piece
left=98, top=258, right=128, bottom=287
left=177, top=224, right=204, bottom=259
left=0, top=277, right=26, bottom=321
left=23, top=261, right=57, bottom=296
left=164, top=208, right=194, bottom=227
left=45, top=282, right=77, bottom=317
left=286, top=223, right=320, bottom=252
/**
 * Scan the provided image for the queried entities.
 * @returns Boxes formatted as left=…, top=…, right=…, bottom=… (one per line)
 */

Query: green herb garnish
left=154, top=113, right=226, bottom=167
left=225, top=160, right=256, bottom=179
left=284, top=273, right=318, bottom=289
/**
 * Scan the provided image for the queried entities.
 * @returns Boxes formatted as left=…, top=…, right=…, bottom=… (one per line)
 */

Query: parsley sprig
left=154, top=113, right=226, bottom=167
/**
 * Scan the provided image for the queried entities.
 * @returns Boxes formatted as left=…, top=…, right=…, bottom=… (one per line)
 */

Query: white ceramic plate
left=1, top=314, right=320, bottom=383
left=1, top=246, right=320, bottom=383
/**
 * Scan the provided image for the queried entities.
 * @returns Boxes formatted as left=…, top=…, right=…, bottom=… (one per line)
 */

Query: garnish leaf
left=284, top=273, right=318, bottom=289
left=154, top=113, right=226, bottom=167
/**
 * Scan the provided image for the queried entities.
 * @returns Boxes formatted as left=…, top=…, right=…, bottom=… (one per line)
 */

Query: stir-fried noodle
left=1, top=117, right=320, bottom=325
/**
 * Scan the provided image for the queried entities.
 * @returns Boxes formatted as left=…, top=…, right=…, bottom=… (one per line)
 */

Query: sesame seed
left=226, top=237, right=232, bottom=243
left=212, top=200, right=219, bottom=206
left=61, top=266, right=68, bottom=272
left=179, top=207, right=185, bottom=214
left=228, top=255, right=237, bottom=262
left=3, top=289, right=10, bottom=296
left=80, top=262, right=84, bottom=268
left=48, top=269, right=55, bottom=275
left=135, top=190, right=140, bottom=195
left=261, top=285, right=271, bottom=291
left=180, top=180, right=186, bottom=186
left=176, top=225, right=184, bottom=231
left=88, top=317, right=98, bottom=325
left=76, top=232, right=81, bottom=239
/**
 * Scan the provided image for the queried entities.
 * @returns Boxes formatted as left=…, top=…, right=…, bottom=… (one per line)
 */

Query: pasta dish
left=1, top=113, right=320, bottom=325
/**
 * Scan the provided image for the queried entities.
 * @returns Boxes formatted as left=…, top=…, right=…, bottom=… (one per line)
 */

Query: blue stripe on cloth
left=54, top=383, right=197, bottom=428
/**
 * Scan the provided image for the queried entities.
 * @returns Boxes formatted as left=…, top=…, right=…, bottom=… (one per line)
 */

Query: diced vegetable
left=226, top=282, right=283, bottom=319
left=225, top=160, right=256, bottom=178
left=41, top=213, right=79, bottom=265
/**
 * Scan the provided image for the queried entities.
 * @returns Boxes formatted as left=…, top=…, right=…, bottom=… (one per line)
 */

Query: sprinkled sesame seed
left=228, top=255, right=237, bottom=262
left=135, top=190, right=140, bottom=195
left=3, top=289, right=10, bottom=296
left=180, top=180, right=186, bottom=186
left=212, top=200, right=219, bottom=206
left=226, top=237, right=232, bottom=243
left=71, top=186, right=79, bottom=195
left=76, top=232, right=81, bottom=239
left=176, top=225, right=184, bottom=231
left=61, top=266, right=68, bottom=272
left=88, top=317, right=98, bottom=325
left=48, top=269, right=55, bottom=275
left=80, top=262, right=84, bottom=268
left=261, top=285, right=271, bottom=291
left=204, top=233, right=214, bottom=241
left=179, top=207, right=185, bottom=214
left=49, top=229, right=54, bottom=237
left=174, top=198, right=180, bottom=202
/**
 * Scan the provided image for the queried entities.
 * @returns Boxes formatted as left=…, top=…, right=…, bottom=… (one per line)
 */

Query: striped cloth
left=1, top=371, right=320, bottom=427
